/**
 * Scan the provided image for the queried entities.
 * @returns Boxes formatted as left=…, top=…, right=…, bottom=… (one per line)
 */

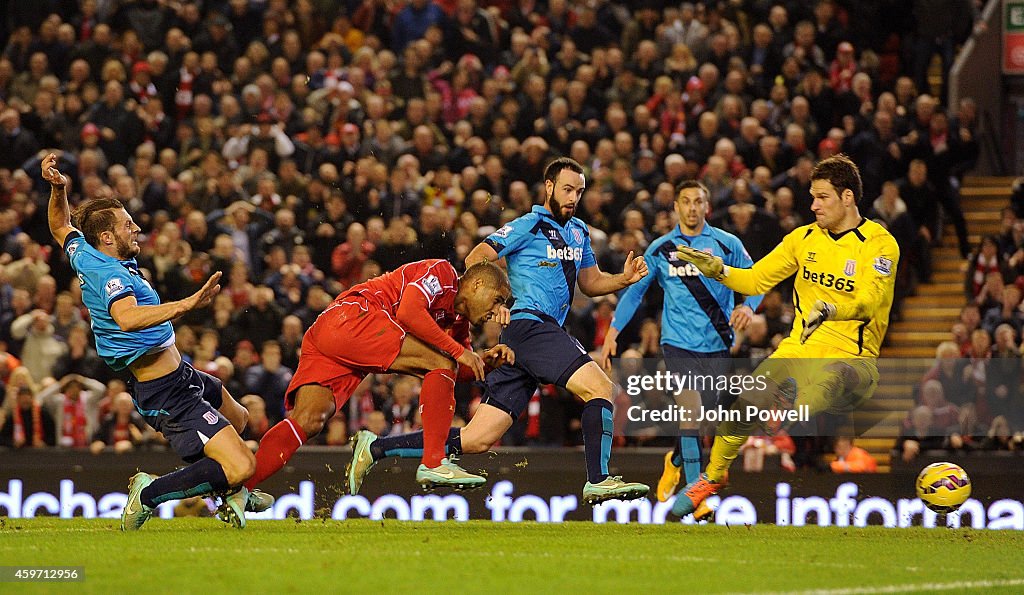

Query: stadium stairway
left=835, top=176, right=1016, bottom=472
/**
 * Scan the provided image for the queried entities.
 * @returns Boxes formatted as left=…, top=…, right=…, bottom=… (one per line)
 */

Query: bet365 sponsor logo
left=667, top=263, right=701, bottom=277
left=545, top=245, right=583, bottom=261
left=802, top=266, right=856, bottom=292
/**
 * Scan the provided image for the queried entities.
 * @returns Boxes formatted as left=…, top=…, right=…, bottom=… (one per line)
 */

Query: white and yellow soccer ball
left=916, top=462, right=971, bottom=514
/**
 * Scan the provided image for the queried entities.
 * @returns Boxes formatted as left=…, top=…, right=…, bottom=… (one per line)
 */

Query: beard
left=546, top=191, right=574, bottom=225
left=115, top=234, right=140, bottom=259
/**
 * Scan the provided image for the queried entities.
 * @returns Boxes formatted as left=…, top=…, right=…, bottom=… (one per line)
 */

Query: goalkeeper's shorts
left=753, top=339, right=879, bottom=417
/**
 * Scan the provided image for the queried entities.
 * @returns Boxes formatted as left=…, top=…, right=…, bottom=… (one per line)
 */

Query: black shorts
left=483, top=317, right=592, bottom=418
left=661, top=344, right=733, bottom=410
left=132, top=360, right=229, bottom=463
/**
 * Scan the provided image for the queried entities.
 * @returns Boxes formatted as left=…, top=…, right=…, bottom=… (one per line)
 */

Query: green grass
left=1, top=518, right=1023, bottom=593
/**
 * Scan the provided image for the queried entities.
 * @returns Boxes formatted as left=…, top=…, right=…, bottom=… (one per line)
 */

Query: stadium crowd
left=0, top=0, right=994, bottom=465
left=901, top=178, right=1024, bottom=464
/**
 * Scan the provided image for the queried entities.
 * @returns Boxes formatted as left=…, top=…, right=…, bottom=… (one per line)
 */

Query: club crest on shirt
left=105, top=278, right=125, bottom=296
left=571, top=228, right=583, bottom=243
left=844, top=259, right=856, bottom=277
left=873, top=256, right=893, bottom=276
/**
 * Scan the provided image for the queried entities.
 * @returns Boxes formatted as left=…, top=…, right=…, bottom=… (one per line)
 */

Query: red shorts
left=285, top=296, right=406, bottom=412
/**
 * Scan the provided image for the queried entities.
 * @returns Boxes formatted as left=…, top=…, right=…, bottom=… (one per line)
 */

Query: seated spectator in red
left=89, top=392, right=150, bottom=454
left=331, top=222, right=375, bottom=289
left=0, top=386, right=55, bottom=448
left=966, top=236, right=1011, bottom=302
left=37, top=374, right=103, bottom=449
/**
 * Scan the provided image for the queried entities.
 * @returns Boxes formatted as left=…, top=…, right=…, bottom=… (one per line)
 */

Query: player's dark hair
left=463, top=260, right=511, bottom=292
left=675, top=180, right=710, bottom=202
left=543, top=157, right=584, bottom=185
left=811, top=154, right=862, bottom=204
left=72, top=198, right=125, bottom=247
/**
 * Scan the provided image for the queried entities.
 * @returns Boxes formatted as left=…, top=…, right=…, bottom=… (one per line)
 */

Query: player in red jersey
left=244, top=259, right=514, bottom=491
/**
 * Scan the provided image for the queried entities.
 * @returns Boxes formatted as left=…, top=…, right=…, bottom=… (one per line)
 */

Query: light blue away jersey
left=484, top=205, right=596, bottom=326
left=64, top=231, right=174, bottom=371
left=611, top=224, right=763, bottom=352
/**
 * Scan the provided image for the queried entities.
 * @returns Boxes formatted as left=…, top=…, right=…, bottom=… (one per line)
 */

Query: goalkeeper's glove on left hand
left=676, top=245, right=725, bottom=280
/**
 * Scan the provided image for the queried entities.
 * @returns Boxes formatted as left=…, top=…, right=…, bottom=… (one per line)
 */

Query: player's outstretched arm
left=677, top=234, right=798, bottom=295
left=577, top=251, right=649, bottom=297
left=42, top=153, right=76, bottom=247
left=109, top=272, right=222, bottom=332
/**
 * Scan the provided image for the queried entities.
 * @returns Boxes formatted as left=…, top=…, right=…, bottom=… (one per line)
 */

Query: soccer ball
left=916, top=462, right=971, bottom=514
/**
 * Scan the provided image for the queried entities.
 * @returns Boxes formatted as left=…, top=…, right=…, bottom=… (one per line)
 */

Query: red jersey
left=339, top=259, right=470, bottom=358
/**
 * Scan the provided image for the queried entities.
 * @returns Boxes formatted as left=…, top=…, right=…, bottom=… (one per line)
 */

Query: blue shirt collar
left=676, top=223, right=711, bottom=240
left=532, top=205, right=570, bottom=228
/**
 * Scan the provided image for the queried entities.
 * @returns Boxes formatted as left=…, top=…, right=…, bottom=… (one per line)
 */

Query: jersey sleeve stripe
left=409, top=282, right=435, bottom=306
left=63, top=230, right=83, bottom=252
left=106, top=290, right=135, bottom=313
left=484, top=237, right=505, bottom=253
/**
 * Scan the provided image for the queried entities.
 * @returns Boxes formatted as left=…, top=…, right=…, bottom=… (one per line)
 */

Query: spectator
left=86, top=80, right=144, bottom=165
left=896, top=405, right=945, bottom=463
left=37, top=373, right=103, bottom=449
left=982, top=285, right=1024, bottom=337
left=830, top=436, right=878, bottom=473
left=986, top=324, right=1022, bottom=431
left=239, top=394, right=270, bottom=449
left=10, top=309, right=66, bottom=383
left=89, top=391, right=150, bottom=454
left=391, top=0, right=446, bottom=53
left=242, top=340, right=293, bottom=424
left=0, top=386, right=56, bottom=448
left=966, top=237, right=1011, bottom=301
left=0, top=109, right=41, bottom=172
left=383, top=376, right=421, bottom=436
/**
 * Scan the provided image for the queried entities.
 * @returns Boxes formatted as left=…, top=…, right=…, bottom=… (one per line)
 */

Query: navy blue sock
left=140, top=457, right=231, bottom=508
left=582, top=399, right=613, bottom=484
left=670, top=439, right=682, bottom=467
left=680, top=430, right=702, bottom=484
left=369, top=428, right=462, bottom=460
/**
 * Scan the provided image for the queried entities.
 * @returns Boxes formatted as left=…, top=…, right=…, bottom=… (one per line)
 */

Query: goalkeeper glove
left=675, top=245, right=725, bottom=280
left=800, top=300, right=837, bottom=344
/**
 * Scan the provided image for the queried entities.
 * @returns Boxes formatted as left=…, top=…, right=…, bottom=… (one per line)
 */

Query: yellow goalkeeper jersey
left=722, top=218, right=899, bottom=358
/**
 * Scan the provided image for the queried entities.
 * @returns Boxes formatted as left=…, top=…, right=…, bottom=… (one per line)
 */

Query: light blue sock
left=680, top=432, right=702, bottom=484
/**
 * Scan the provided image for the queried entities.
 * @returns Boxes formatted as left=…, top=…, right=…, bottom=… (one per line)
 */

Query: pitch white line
left=749, top=578, right=1024, bottom=595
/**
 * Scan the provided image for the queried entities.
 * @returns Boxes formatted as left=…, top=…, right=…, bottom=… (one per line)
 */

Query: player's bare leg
left=217, top=387, right=249, bottom=434
left=197, top=425, right=257, bottom=528
left=566, top=361, right=650, bottom=504
left=211, top=386, right=275, bottom=515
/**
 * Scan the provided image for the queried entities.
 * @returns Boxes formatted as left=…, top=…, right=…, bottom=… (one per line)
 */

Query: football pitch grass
left=2, top=518, right=1023, bottom=594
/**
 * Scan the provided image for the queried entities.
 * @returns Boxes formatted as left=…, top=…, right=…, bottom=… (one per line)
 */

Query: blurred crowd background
left=1, top=0, right=1015, bottom=473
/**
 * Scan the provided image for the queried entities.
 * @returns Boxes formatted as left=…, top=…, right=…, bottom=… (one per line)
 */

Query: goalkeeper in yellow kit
left=672, top=154, right=899, bottom=519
